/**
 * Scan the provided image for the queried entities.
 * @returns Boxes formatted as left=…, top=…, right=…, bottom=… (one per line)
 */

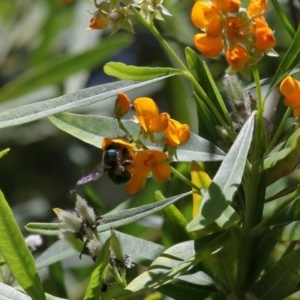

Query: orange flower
left=126, top=150, right=171, bottom=194
left=226, top=17, right=246, bottom=42
left=114, top=93, right=131, bottom=118
left=191, top=1, right=222, bottom=37
left=247, top=0, right=267, bottom=18
left=194, top=33, right=223, bottom=57
left=133, top=97, right=169, bottom=133
left=165, top=119, right=190, bottom=147
left=226, top=45, right=249, bottom=71
left=280, top=76, right=300, bottom=116
left=89, top=10, right=109, bottom=30
left=254, top=26, right=276, bottom=51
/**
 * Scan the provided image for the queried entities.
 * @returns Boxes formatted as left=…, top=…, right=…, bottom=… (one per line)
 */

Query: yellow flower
left=280, top=76, right=300, bottom=117
left=194, top=33, right=223, bottom=57
left=165, top=119, right=190, bottom=147
left=126, top=150, right=171, bottom=194
left=225, top=45, right=249, bottom=71
left=114, top=93, right=131, bottom=118
left=133, top=97, right=169, bottom=133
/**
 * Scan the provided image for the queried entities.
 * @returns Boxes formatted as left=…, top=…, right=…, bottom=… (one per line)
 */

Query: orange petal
left=194, top=33, right=223, bottom=57
left=89, top=10, right=109, bottom=30
left=279, top=76, right=300, bottom=97
left=114, top=93, right=131, bottom=118
left=165, top=119, right=190, bottom=146
left=191, top=1, right=213, bottom=29
left=133, top=97, right=159, bottom=132
left=226, top=45, right=249, bottom=71
left=148, top=112, right=170, bottom=132
left=226, top=17, right=245, bottom=42
left=213, top=0, right=241, bottom=13
left=255, top=26, right=276, bottom=51
left=284, top=93, right=300, bottom=109
left=247, top=0, right=267, bottom=18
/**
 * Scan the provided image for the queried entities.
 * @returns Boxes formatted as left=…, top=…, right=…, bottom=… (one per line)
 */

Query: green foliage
left=0, top=0, right=300, bottom=299
left=0, top=190, right=46, bottom=300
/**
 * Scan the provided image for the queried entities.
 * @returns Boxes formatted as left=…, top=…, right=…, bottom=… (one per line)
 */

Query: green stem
left=236, top=68, right=266, bottom=295
left=170, top=166, right=199, bottom=191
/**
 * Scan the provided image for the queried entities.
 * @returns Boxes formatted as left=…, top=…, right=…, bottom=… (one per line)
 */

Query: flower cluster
left=87, top=0, right=171, bottom=32
left=191, top=0, right=276, bottom=72
left=103, top=93, right=190, bottom=194
left=280, top=75, right=300, bottom=117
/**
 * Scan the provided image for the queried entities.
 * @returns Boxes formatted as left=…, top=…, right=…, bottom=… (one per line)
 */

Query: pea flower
left=226, top=45, right=249, bottom=71
left=126, top=150, right=171, bottom=194
left=165, top=119, right=190, bottom=147
left=133, top=97, right=169, bottom=133
left=280, top=76, right=300, bottom=117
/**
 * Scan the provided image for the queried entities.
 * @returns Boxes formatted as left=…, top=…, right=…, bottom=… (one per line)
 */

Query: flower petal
left=133, top=97, right=159, bottom=132
left=194, top=33, right=223, bottom=57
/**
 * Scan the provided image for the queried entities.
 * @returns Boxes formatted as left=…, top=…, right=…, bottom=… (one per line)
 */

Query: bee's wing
left=76, top=164, right=104, bottom=185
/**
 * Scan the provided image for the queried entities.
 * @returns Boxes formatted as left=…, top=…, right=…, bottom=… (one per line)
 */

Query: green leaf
left=35, top=240, right=78, bottom=269
left=267, top=25, right=300, bottom=95
left=25, top=222, right=60, bottom=236
left=35, top=231, right=164, bottom=270
left=49, top=112, right=225, bottom=161
left=104, top=62, right=183, bottom=81
left=0, top=148, right=10, bottom=159
left=250, top=248, right=300, bottom=299
left=271, top=221, right=300, bottom=241
left=83, top=236, right=111, bottom=300
left=0, top=34, right=132, bottom=103
left=125, top=231, right=227, bottom=296
left=156, top=191, right=193, bottom=243
left=0, top=283, right=31, bottom=300
left=0, top=76, right=172, bottom=129
left=263, top=127, right=300, bottom=183
left=270, top=0, right=295, bottom=38
left=0, top=190, right=46, bottom=300
left=187, top=113, right=255, bottom=232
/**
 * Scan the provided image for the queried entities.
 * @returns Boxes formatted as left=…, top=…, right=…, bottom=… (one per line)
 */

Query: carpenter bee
left=77, top=142, right=133, bottom=186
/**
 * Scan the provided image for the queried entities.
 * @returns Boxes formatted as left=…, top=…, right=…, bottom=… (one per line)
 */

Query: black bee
left=77, top=142, right=133, bottom=186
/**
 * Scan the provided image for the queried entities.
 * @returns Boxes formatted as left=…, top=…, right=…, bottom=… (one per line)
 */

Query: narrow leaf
left=35, top=231, right=164, bottom=269
left=0, top=283, right=31, bottom=300
left=104, top=62, right=183, bottom=81
left=0, top=148, right=10, bottom=159
left=267, top=25, right=300, bottom=94
left=126, top=231, right=226, bottom=294
left=0, top=34, right=132, bottom=103
left=49, top=112, right=225, bottom=161
left=156, top=191, right=193, bottom=243
left=187, top=113, right=255, bottom=231
left=0, top=76, right=172, bottom=129
left=0, top=190, right=45, bottom=300
left=27, top=193, right=191, bottom=245
left=250, top=248, right=300, bottom=299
